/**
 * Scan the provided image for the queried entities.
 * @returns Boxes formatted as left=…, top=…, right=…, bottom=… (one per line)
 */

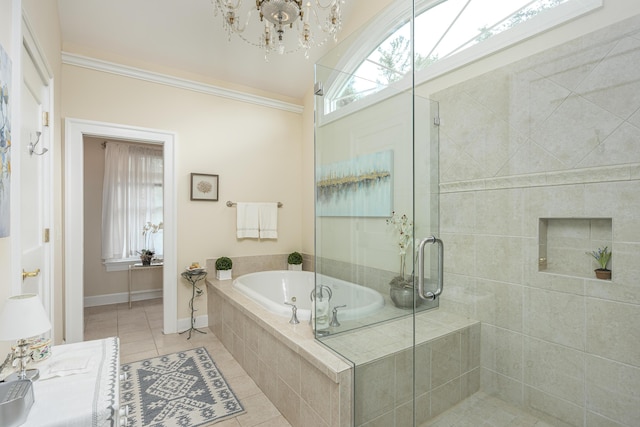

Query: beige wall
left=62, top=64, right=304, bottom=318
left=0, top=0, right=393, bottom=343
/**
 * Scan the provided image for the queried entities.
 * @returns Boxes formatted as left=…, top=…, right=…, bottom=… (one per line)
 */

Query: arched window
left=323, top=0, right=601, bottom=117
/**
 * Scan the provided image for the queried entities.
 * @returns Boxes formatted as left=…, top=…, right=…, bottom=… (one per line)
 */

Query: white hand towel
left=258, top=202, right=278, bottom=239
left=237, top=202, right=260, bottom=238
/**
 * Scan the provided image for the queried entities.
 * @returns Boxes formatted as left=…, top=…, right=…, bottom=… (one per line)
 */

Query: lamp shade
left=0, top=294, right=51, bottom=341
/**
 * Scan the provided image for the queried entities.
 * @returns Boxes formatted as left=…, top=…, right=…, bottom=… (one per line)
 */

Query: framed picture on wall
left=190, top=173, right=219, bottom=201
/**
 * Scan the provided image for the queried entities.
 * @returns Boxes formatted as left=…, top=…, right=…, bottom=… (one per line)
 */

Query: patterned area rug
left=121, top=347, right=244, bottom=427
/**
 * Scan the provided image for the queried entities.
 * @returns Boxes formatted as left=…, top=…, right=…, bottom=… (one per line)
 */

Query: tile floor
left=84, top=298, right=292, bottom=427
left=421, top=392, right=553, bottom=427
left=85, top=299, right=550, bottom=427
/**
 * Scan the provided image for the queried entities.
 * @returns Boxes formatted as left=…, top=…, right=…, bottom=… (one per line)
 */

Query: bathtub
left=232, top=270, right=384, bottom=321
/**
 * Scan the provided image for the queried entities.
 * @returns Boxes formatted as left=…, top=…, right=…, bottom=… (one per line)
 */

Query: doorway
left=64, top=118, right=177, bottom=343
left=82, top=137, right=164, bottom=310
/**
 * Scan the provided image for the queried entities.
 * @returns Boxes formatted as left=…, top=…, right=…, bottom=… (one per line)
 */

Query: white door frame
left=64, top=118, right=177, bottom=343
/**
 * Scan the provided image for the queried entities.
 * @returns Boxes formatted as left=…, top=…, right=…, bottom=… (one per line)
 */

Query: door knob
left=22, top=268, right=41, bottom=281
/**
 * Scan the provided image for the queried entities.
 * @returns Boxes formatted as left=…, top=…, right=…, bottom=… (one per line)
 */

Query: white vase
left=216, top=269, right=232, bottom=280
left=288, top=263, right=302, bottom=271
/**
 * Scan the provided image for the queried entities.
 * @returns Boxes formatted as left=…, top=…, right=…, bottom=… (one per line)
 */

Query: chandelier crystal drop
left=212, top=0, right=343, bottom=58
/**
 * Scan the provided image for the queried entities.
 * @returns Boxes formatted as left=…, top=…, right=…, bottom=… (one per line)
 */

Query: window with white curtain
left=101, top=142, right=163, bottom=262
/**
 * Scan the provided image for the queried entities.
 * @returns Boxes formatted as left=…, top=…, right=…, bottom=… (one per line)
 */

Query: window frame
left=318, top=0, right=603, bottom=125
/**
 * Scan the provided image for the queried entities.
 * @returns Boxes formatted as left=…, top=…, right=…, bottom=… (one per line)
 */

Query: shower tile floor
left=421, top=392, right=554, bottom=427
left=84, top=299, right=551, bottom=427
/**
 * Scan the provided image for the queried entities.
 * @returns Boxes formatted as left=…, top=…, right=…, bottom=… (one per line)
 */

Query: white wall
left=315, top=92, right=417, bottom=276
left=0, top=0, right=15, bottom=358
left=21, top=0, right=64, bottom=343
left=0, top=0, right=63, bottom=357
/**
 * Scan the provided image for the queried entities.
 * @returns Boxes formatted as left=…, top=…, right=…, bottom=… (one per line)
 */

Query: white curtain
left=101, top=142, right=163, bottom=260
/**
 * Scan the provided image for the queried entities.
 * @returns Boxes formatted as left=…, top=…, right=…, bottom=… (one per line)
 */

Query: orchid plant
left=140, top=221, right=163, bottom=259
left=386, top=211, right=413, bottom=283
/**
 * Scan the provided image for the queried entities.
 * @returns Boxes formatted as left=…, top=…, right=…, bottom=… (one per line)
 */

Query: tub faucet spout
left=310, top=285, right=332, bottom=301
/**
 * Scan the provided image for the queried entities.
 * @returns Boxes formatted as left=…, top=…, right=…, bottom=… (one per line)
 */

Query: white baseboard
left=177, top=314, right=209, bottom=331
left=84, top=289, right=163, bottom=307
left=84, top=291, right=208, bottom=333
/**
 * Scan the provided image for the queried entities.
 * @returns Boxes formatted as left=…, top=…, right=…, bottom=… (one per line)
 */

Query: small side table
left=180, top=270, right=207, bottom=339
left=128, top=262, right=163, bottom=308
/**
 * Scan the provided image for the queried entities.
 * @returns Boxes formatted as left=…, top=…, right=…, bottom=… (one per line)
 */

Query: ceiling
left=57, top=0, right=357, bottom=102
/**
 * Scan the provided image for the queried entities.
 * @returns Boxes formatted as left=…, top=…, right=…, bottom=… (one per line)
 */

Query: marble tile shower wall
left=432, top=15, right=640, bottom=427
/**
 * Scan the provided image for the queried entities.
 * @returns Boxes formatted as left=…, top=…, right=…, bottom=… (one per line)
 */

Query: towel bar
left=226, top=201, right=283, bottom=208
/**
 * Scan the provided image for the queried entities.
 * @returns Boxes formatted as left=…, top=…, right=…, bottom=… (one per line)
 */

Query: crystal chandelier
left=212, top=0, right=343, bottom=58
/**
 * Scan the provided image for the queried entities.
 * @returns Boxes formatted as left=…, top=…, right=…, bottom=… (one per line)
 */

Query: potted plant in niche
left=386, top=212, right=423, bottom=309
left=287, top=252, right=303, bottom=271
left=215, top=256, right=233, bottom=280
left=586, top=246, right=612, bottom=280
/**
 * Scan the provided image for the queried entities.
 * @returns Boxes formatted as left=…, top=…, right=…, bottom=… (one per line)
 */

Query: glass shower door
left=313, top=61, right=440, bottom=425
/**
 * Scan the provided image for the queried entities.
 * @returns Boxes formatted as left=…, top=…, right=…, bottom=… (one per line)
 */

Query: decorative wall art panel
left=317, top=150, right=393, bottom=217
left=0, top=44, right=11, bottom=238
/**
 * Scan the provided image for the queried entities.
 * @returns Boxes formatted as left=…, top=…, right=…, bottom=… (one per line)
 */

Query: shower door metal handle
left=417, top=236, right=444, bottom=301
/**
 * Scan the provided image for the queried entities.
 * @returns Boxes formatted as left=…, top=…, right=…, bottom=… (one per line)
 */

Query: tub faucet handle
left=284, top=302, right=300, bottom=324
left=329, top=305, right=346, bottom=327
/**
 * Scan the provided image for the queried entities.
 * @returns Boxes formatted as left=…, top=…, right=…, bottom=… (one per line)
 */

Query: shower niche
left=538, top=218, right=612, bottom=279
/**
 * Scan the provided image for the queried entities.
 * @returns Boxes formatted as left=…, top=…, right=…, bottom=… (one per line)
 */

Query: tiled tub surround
left=207, top=272, right=354, bottom=427
left=431, top=15, right=640, bottom=427
left=206, top=256, right=480, bottom=426
left=323, top=312, right=480, bottom=426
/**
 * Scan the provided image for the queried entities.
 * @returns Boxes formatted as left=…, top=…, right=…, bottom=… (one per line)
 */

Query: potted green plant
left=586, top=246, right=612, bottom=280
left=287, top=251, right=303, bottom=271
left=215, top=256, right=233, bottom=280
left=386, top=212, right=422, bottom=308
left=138, top=249, right=154, bottom=266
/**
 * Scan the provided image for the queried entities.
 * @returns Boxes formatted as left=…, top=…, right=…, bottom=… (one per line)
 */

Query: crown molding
left=61, top=52, right=304, bottom=114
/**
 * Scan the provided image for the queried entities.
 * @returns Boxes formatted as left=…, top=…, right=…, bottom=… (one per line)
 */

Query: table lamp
left=0, top=294, right=52, bottom=381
